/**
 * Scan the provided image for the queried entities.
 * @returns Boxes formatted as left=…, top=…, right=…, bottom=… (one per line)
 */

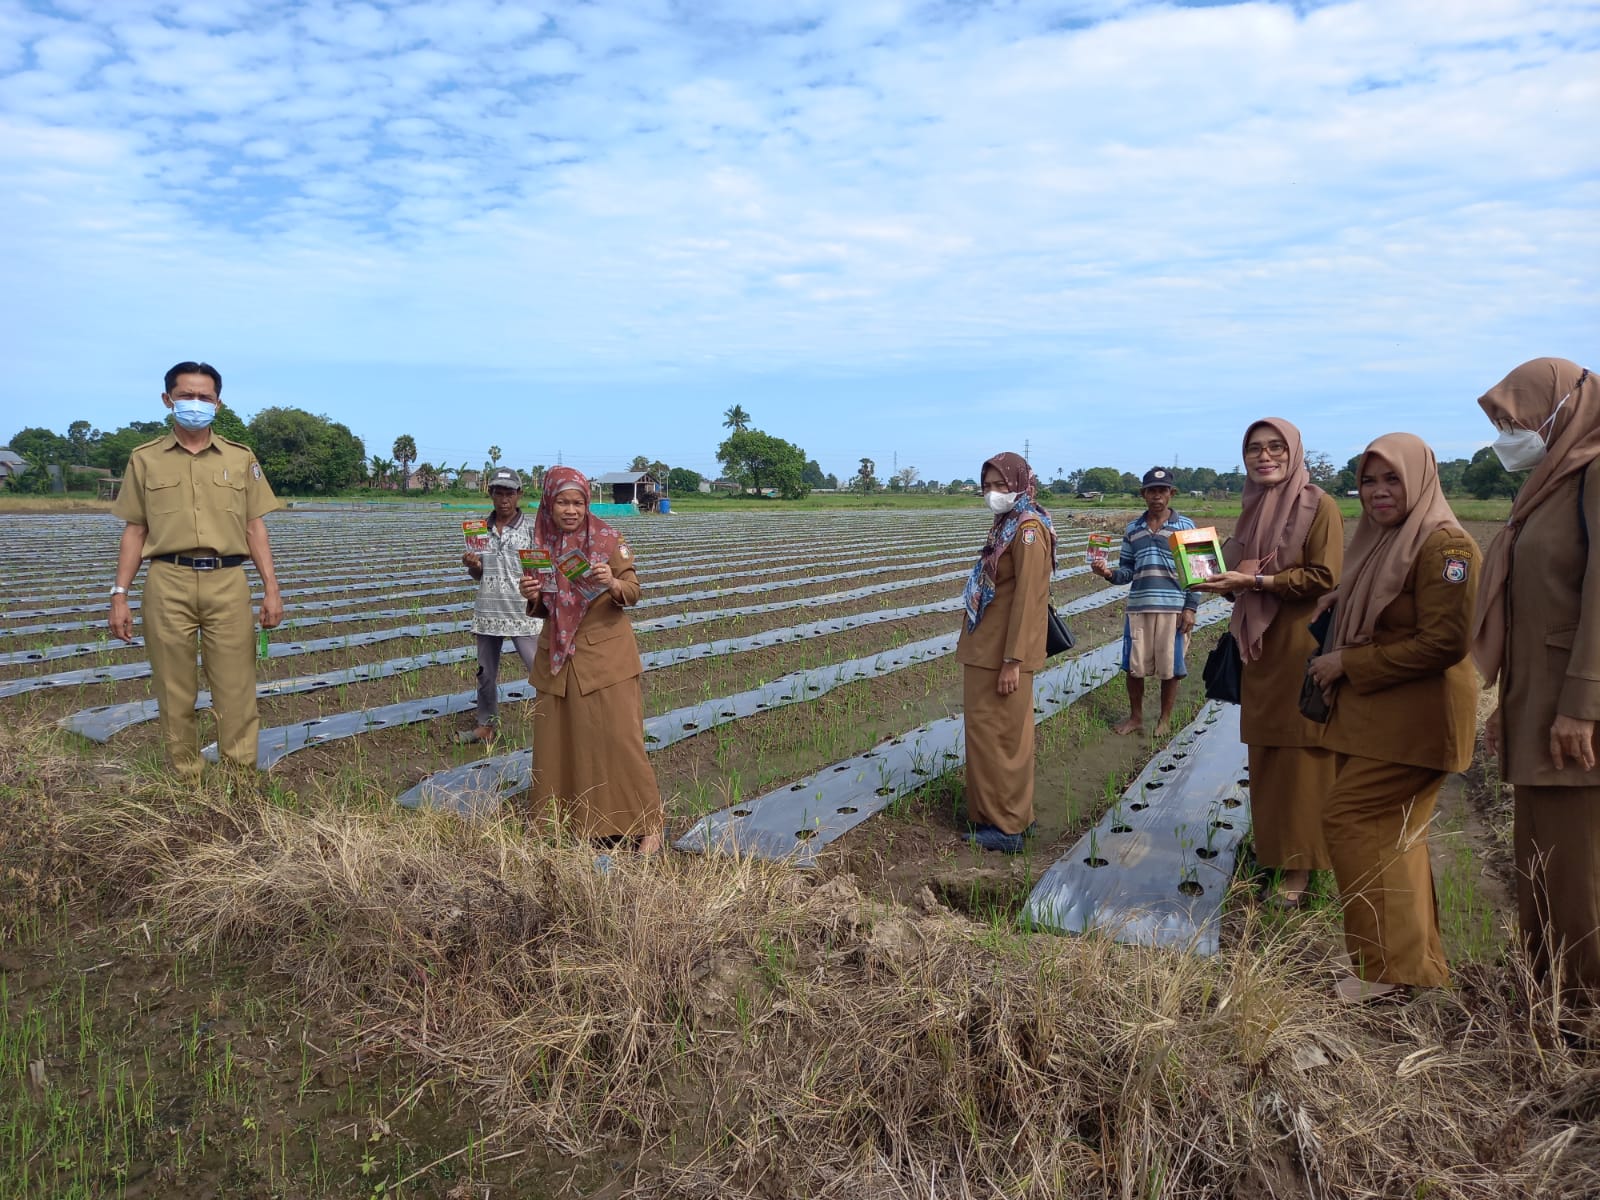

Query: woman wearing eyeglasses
left=1472, top=358, right=1600, bottom=1006
left=1191, top=419, right=1343, bottom=908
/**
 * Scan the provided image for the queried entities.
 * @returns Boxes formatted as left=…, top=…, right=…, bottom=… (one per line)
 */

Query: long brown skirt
left=963, top=665, right=1035, bottom=835
left=1515, top=783, right=1600, bottom=1000
left=1248, top=743, right=1334, bottom=871
left=1323, top=755, right=1448, bottom=987
left=528, top=678, right=663, bottom=839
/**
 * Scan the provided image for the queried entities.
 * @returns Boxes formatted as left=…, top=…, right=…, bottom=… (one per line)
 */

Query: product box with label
left=1168, top=526, right=1227, bottom=588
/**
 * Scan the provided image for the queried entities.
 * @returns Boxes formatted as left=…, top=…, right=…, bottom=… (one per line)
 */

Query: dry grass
left=6, top=720, right=1600, bottom=1199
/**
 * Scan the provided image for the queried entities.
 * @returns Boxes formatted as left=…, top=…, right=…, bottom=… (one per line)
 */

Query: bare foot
left=1152, top=718, right=1173, bottom=737
left=1111, top=716, right=1143, bottom=736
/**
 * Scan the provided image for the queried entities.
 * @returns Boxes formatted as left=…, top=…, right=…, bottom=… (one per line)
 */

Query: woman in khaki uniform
left=1472, top=358, right=1600, bottom=1004
left=1192, top=419, right=1343, bottom=906
left=1307, top=434, right=1479, bottom=1002
left=518, top=468, right=664, bottom=855
left=957, top=452, right=1055, bottom=854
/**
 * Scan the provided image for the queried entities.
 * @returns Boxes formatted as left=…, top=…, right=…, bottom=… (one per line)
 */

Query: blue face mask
left=171, top=398, right=217, bottom=430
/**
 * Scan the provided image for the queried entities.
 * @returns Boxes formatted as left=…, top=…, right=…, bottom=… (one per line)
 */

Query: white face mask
left=1491, top=390, right=1570, bottom=472
left=985, top=490, right=1019, bottom=515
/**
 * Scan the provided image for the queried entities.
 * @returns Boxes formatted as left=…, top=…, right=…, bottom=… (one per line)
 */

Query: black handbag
left=1202, top=632, right=1242, bottom=704
left=1298, top=607, right=1337, bottom=723
left=1045, top=605, right=1075, bottom=656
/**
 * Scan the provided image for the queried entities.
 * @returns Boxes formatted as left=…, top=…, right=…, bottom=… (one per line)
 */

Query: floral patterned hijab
left=534, top=467, right=622, bottom=674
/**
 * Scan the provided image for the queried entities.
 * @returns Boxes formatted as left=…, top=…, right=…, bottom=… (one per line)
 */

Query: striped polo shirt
left=1107, top=511, right=1202, bottom=613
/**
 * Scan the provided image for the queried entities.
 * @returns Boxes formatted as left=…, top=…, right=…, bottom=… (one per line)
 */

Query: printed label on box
left=1168, top=526, right=1227, bottom=588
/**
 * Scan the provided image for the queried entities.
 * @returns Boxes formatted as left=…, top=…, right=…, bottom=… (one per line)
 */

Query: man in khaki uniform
left=108, top=361, right=284, bottom=779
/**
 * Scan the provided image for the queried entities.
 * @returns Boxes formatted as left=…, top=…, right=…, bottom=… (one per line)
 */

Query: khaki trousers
left=143, top=559, right=260, bottom=779
left=1324, top=755, right=1448, bottom=987
left=1515, top=784, right=1600, bottom=1001
left=962, top=665, right=1036, bottom=835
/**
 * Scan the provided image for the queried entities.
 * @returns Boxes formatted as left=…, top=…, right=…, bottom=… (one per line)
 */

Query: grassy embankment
left=3, top=715, right=1597, bottom=1198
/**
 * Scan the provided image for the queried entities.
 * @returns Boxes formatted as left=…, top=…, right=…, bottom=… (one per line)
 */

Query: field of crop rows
left=1, top=503, right=1236, bottom=921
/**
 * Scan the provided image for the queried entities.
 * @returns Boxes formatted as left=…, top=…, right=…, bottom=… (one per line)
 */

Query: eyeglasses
left=1244, top=440, right=1289, bottom=458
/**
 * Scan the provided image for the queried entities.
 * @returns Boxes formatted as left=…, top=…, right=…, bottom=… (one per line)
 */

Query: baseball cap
left=1141, top=467, right=1175, bottom=488
left=487, top=468, right=522, bottom=490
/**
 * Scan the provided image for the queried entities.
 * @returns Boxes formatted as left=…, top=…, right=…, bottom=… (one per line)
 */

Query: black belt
left=153, top=553, right=248, bottom=570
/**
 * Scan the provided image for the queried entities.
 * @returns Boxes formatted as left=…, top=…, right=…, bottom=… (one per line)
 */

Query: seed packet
left=1087, top=531, right=1117, bottom=566
left=1169, top=527, right=1228, bottom=588
left=462, top=518, right=490, bottom=551
left=557, top=548, right=610, bottom=600
left=518, top=547, right=553, bottom=575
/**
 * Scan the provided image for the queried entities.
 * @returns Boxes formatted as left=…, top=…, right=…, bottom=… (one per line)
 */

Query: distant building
left=596, top=470, right=661, bottom=510
left=0, top=449, right=28, bottom=488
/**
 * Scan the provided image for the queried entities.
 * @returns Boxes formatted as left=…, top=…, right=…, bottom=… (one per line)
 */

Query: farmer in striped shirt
left=1090, top=467, right=1201, bottom=737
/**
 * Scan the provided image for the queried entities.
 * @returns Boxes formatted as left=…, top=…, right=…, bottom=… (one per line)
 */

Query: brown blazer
left=1238, top=491, right=1344, bottom=748
left=526, top=561, right=644, bottom=698
left=955, top=518, right=1052, bottom=672
left=1500, top=457, right=1600, bottom=786
left=1325, top=527, right=1480, bottom=773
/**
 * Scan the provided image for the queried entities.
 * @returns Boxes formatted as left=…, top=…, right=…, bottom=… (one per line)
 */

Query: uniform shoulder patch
left=1023, top=528, right=1037, bottom=545
left=1443, top=555, right=1469, bottom=584
left=618, top=544, right=631, bottom=559
left=251, top=462, right=262, bottom=480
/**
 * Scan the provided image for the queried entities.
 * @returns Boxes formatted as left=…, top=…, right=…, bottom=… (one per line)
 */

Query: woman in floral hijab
left=956, top=452, right=1056, bottom=853
left=519, top=468, right=663, bottom=854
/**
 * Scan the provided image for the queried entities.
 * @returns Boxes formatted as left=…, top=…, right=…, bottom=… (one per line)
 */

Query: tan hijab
left=1228, top=418, right=1325, bottom=662
left=1471, top=358, right=1598, bottom=684
left=1333, top=434, right=1465, bottom=649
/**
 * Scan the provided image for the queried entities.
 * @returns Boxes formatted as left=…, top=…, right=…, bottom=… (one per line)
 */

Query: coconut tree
left=393, top=435, right=417, bottom=491
left=722, top=404, right=750, bottom=432
left=415, top=462, right=438, bottom=493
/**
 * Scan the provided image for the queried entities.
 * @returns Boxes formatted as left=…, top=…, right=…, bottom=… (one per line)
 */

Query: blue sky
left=2, top=0, right=1596, bottom=485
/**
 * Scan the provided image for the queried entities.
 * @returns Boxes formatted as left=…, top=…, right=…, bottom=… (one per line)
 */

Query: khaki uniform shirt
left=955, top=518, right=1051, bottom=672
left=1325, top=527, right=1481, bottom=774
left=527, top=552, right=644, bottom=698
left=113, top=433, right=279, bottom=557
left=1500, top=457, right=1600, bottom=786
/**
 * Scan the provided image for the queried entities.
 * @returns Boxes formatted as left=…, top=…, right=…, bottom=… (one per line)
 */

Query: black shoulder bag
left=1202, top=632, right=1242, bottom=704
left=1046, top=604, right=1075, bottom=656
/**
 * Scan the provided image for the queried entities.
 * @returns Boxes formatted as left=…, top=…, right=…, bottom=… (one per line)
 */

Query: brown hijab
left=1471, top=358, right=1598, bottom=684
left=1228, top=418, right=1325, bottom=662
left=1334, top=434, right=1465, bottom=649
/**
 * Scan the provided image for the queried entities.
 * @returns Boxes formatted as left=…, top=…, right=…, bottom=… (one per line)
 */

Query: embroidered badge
left=619, top=545, right=631, bottom=559
left=1023, top=528, right=1037, bottom=545
left=251, top=462, right=261, bottom=480
left=1443, top=555, right=1468, bottom=583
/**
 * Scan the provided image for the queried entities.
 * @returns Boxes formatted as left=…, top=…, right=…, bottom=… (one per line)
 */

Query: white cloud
left=0, top=0, right=1594, bottom=477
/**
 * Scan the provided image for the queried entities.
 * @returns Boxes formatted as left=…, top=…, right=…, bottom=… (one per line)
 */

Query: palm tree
left=487, top=445, right=502, bottom=468
left=722, top=404, right=750, bottom=432
left=368, top=454, right=385, bottom=489
left=415, top=462, right=438, bottom=493
left=393, top=435, right=417, bottom=491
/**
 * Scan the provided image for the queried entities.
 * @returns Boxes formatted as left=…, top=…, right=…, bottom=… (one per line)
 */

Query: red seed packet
left=1087, top=531, right=1117, bottom=565
left=518, top=547, right=553, bottom=575
left=462, top=518, right=490, bottom=551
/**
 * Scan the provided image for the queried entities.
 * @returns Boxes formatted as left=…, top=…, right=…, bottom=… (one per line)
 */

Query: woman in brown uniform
left=518, top=467, right=664, bottom=855
left=958, top=452, right=1055, bottom=854
left=1307, top=434, right=1479, bottom=1002
left=1472, top=358, right=1600, bottom=1004
left=1192, top=419, right=1342, bottom=907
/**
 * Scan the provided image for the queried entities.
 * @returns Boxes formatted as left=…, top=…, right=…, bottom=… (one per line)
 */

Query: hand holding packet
left=557, top=548, right=611, bottom=601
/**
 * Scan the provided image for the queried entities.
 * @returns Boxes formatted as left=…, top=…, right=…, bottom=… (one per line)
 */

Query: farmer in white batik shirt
left=457, top=468, right=543, bottom=744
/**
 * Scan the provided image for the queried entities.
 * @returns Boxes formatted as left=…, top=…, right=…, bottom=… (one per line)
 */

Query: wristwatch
left=109, top=585, right=129, bottom=597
